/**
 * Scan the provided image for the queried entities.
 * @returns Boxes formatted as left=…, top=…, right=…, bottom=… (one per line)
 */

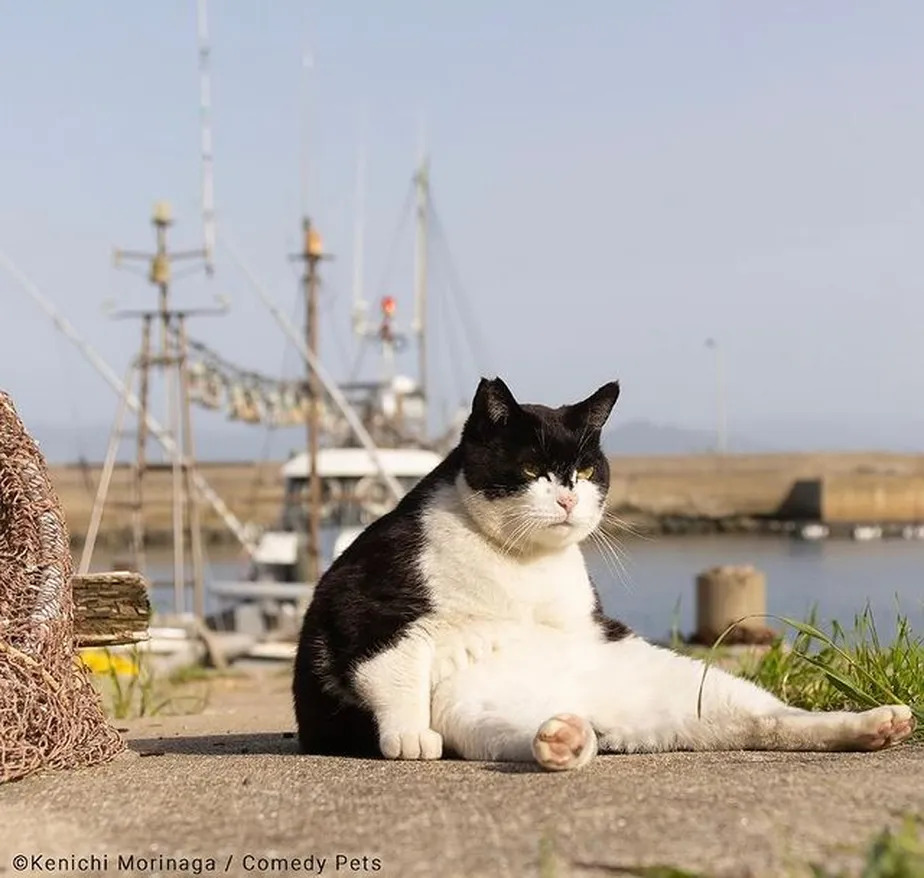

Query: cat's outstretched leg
left=432, top=697, right=598, bottom=771
left=592, top=637, right=915, bottom=753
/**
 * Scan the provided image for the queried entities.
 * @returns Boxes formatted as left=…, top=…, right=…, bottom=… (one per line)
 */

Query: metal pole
left=169, top=323, right=186, bottom=615
left=196, top=0, right=216, bottom=274
left=303, top=218, right=323, bottom=584
left=78, top=361, right=136, bottom=575
left=150, top=217, right=186, bottom=614
left=413, top=156, right=430, bottom=421
left=133, top=316, right=153, bottom=572
left=350, top=138, right=366, bottom=337
left=177, top=316, right=207, bottom=620
left=705, top=338, right=727, bottom=455
left=716, top=344, right=727, bottom=454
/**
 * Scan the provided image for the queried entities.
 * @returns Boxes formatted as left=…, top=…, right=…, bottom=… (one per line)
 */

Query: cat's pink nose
left=557, top=491, right=577, bottom=514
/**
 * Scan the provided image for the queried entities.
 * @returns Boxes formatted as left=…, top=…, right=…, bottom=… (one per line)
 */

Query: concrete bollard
left=693, top=564, right=776, bottom=645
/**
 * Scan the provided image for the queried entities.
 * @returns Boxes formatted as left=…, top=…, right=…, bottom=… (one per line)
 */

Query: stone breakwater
left=47, top=452, right=924, bottom=547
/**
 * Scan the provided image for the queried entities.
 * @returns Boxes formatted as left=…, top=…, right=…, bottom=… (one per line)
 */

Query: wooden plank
left=72, top=571, right=152, bottom=648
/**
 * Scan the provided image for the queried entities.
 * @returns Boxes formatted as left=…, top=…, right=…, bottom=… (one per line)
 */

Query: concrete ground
left=1, top=669, right=921, bottom=878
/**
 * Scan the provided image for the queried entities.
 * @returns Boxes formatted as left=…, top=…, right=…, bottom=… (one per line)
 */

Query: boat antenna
left=350, top=109, right=367, bottom=338
left=196, top=0, right=216, bottom=275
left=299, top=49, right=314, bottom=218
left=412, top=116, right=430, bottom=431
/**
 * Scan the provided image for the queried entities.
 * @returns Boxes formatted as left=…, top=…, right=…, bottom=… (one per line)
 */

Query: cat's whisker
left=499, top=515, right=538, bottom=558
left=588, top=529, right=623, bottom=583
left=587, top=531, right=621, bottom=582
left=499, top=523, right=528, bottom=557
left=590, top=528, right=636, bottom=594
left=508, top=526, right=540, bottom=559
left=602, top=511, right=655, bottom=543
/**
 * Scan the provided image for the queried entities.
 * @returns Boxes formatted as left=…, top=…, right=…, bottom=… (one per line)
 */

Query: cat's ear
left=470, top=377, right=521, bottom=427
left=565, top=381, right=620, bottom=432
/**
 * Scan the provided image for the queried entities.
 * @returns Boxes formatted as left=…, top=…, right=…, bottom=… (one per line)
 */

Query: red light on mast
left=381, top=296, right=397, bottom=317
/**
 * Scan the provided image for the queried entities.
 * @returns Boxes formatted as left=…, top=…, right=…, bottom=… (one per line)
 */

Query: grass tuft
left=81, top=647, right=211, bottom=719
left=695, top=605, right=923, bottom=738
left=810, top=815, right=924, bottom=877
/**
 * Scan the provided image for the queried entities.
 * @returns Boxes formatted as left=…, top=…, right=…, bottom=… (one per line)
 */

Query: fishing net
left=0, top=390, right=124, bottom=783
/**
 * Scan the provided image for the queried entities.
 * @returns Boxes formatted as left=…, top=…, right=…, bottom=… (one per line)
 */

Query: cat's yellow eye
left=576, top=466, right=594, bottom=480
left=522, top=465, right=539, bottom=479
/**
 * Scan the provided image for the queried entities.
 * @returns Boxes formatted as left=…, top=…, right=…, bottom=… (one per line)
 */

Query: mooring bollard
left=694, top=564, right=775, bottom=645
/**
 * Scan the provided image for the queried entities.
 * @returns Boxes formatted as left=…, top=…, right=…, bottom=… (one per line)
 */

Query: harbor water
left=138, top=533, right=924, bottom=644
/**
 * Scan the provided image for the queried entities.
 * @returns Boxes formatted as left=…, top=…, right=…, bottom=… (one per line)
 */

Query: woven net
left=0, top=390, right=124, bottom=783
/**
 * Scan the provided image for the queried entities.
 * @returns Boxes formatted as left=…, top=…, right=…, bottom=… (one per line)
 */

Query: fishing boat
left=795, top=522, right=829, bottom=541
left=851, top=524, right=883, bottom=542
left=5, top=1, right=478, bottom=670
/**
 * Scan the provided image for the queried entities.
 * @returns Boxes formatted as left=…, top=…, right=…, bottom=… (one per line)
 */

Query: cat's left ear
left=565, top=381, right=621, bottom=431
left=470, top=376, right=522, bottom=427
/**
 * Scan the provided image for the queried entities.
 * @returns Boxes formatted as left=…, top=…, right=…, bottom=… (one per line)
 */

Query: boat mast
left=412, top=146, right=430, bottom=430
left=293, top=220, right=328, bottom=584
left=350, top=132, right=367, bottom=338
left=219, top=234, right=405, bottom=501
left=196, top=0, right=216, bottom=275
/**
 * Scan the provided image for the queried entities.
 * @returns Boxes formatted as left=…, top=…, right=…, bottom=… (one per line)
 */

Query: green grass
left=87, top=647, right=212, bottom=719
left=809, top=816, right=924, bottom=877
left=548, top=816, right=924, bottom=876
left=698, top=605, right=924, bottom=738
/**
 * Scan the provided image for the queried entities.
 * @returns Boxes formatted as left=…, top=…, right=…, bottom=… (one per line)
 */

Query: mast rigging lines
left=0, top=247, right=258, bottom=557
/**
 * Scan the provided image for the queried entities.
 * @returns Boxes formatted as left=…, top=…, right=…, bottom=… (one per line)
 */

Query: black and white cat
left=292, top=377, right=915, bottom=770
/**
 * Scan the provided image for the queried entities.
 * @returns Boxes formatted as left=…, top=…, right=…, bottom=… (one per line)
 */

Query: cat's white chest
left=418, top=487, right=596, bottom=629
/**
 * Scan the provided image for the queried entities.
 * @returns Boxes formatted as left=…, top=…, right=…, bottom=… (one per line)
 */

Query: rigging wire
left=346, top=177, right=416, bottom=382
left=427, top=197, right=493, bottom=378
left=369, top=179, right=416, bottom=311
left=432, top=256, right=470, bottom=412
left=242, top=285, right=305, bottom=522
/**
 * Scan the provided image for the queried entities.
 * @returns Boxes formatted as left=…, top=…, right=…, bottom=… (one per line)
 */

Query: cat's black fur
left=292, top=377, right=631, bottom=757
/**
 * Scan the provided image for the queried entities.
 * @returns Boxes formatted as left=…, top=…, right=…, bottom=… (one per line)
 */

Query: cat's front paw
left=379, top=729, right=443, bottom=760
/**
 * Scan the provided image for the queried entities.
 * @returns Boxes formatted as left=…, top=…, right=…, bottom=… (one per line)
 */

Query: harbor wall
left=47, top=452, right=924, bottom=547
left=605, top=453, right=924, bottom=523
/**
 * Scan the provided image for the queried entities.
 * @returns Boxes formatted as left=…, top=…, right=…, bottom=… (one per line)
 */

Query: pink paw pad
left=532, top=713, right=597, bottom=772
left=852, top=706, right=916, bottom=751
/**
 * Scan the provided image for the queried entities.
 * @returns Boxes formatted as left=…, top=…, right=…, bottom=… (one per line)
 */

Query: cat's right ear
left=470, top=377, right=521, bottom=427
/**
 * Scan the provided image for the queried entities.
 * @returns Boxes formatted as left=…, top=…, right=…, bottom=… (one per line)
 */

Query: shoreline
left=64, top=513, right=922, bottom=551
left=48, top=452, right=924, bottom=551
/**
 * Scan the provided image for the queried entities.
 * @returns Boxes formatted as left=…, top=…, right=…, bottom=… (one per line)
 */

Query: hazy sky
left=3, top=1, right=924, bottom=458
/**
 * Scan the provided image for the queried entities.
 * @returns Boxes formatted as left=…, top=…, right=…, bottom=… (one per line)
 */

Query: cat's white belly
left=430, top=621, right=611, bottom=735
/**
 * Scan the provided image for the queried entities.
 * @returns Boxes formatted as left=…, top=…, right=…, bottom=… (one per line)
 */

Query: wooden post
left=72, top=572, right=152, bottom=648
left=694, top=565, right=775, bottom=645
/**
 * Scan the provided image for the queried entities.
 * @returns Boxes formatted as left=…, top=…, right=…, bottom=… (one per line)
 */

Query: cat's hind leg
left=431, top=653, right=600, bottom=771
left=432, top=695, right=598, bottom=770
left=592, top=637, right=916, bottom=753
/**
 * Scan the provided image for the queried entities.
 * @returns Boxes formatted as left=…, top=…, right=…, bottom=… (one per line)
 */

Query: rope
left=0, top=390, right=124, bottom=783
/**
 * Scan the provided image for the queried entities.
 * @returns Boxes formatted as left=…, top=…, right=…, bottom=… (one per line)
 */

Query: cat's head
left=457, top=377, right=620, bottom=552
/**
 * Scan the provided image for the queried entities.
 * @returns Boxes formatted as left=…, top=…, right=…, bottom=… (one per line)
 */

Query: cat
left=292, top=377, right=915, bottom=770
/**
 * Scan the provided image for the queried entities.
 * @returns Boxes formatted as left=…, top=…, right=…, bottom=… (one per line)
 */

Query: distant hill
left=26, top=417, right=921, bottom=464
left=27, top=422, right=303, bottom=465
left=603, top=420, right=764, bottom=456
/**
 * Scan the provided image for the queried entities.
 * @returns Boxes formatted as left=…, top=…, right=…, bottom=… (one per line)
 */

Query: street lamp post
left=704, top=338, right=727, bottom=454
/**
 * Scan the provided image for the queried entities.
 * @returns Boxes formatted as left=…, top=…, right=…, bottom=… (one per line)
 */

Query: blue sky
left=3, top=1, right=924, bottom=458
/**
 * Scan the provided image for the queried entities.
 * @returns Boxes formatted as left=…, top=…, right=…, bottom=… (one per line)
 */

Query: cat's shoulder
left=309, top=450, right=461, bottom=597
